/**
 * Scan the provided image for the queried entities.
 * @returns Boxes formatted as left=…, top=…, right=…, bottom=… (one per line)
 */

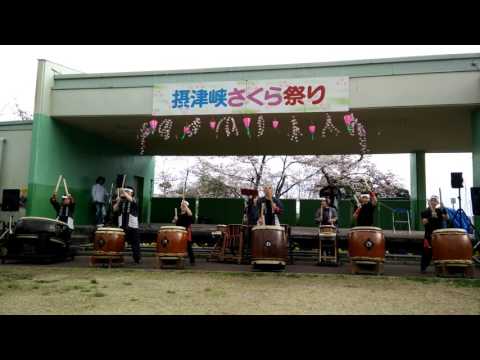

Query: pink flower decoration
left=308, top=124, right=316, bottom=134
left=272, top=119, right=279, bottom=129
left=149, top=119, right=159, bottom=130
left=343, top=114, right=353, bottom=125
left=242, top=116, right=252, bottom=128
left=209, top=120, right=217, bottom=130
left=183, top=126, right=191, bottom=134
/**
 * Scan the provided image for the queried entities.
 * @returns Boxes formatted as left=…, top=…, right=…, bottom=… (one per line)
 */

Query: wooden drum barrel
left=156, top=226, right=188, bottom=257
left=348, top=226, right=385, bottom=262
left=432, top=228, right=472, bottom=263
left=94, top=227, right=125, bottom=253
left=251, top=225, right=288, bottom=266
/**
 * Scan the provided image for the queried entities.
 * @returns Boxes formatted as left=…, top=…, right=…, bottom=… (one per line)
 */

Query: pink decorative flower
left=242, top=116, right=252, bottom=128
left=272, top=119, right=279, bottom=129
left=183, top=126, right=191, bottom=134
left=343, top=114, right=353, bottom=125
left=149, top=119, right=159, bottom=130
left=308, top=124, right=316, bottom=134
left=209, top=120, right=217, bottom=130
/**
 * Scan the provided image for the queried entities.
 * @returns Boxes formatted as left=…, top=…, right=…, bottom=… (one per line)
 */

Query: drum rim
left=433, top=228, right=467, bottom=234
left=96, top=227, right=125, bottom=232
left=252, top=225, right=285, bottom=231
left=18, top=216, right=68, bottom=226
left=350, top=226, right=383, bottom=231
left=159, top=226, right=188, bottom=233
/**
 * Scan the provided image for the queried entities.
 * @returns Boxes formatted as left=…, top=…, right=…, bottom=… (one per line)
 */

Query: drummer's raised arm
left=370, top=192, right=378, bottom=206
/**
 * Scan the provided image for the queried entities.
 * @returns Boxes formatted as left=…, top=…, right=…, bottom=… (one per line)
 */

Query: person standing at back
left=257, top=185, right=284, bottom=226
left=172, top=200, right=195, bottom=265
left=420, top=195, right=448, bottom=274
left=113, top=186, right=141, bottom=264
left=353, top=192, right=377, bottom=226
left=91, top=176, right=108, bottom=227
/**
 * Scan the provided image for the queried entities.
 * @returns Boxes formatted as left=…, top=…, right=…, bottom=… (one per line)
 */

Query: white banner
left=152, top=77, right=349, bottom=116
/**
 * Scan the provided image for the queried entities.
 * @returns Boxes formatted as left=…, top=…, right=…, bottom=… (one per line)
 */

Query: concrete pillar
left=471, top=110, right=480, bottom=228
left=410, top=151, right=426, bottom=231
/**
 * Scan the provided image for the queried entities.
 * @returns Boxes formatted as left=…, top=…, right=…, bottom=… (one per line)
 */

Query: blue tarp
left=445, top=208, right=474, bottom=234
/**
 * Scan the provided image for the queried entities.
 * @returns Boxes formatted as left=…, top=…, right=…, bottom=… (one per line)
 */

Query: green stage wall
left=150, top=197, right=411, bottom=229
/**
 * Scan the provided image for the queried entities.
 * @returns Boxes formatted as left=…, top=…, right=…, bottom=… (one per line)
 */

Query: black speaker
left=471, top=187, right=480, bottom=216
left=1, top=189, right=20, bottom=212
left=451, top=172, right=464, bottom=188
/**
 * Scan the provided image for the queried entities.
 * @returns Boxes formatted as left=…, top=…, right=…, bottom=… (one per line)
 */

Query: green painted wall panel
left=197, top=198, right=244, bottom=225
left=27, top=114, right=154, bottom=225
left=149, top=197, right=411, bottom=228
left=150, top=197, right=196, bottom=223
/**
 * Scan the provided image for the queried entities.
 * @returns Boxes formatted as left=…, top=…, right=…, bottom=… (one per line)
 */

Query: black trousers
left=125, top=227, right=141, bottom=263
left=187, top=241, right=195, bottom=264
left=421, top=238, right=432, bottom=271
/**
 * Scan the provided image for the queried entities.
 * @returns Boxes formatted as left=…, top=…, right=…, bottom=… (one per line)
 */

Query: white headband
left=360, top=194, right=370, bottom=199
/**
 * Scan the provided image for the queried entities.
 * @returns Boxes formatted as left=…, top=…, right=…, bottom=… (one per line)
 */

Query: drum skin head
left=159, top=226, right=187, bottom=233
left=350, top=226, right=383, bottom=232
left=96, top=227, right=124, bottom=233
left=433, top=228, right=467, bottom=234
left=18, top=216, right=69, bottom=227
left=252, top=225, right=284, bottom=231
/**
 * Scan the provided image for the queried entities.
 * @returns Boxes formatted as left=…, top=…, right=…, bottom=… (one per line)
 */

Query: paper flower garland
left=137, top=113, right=370, bottom=155
left=356, top=120, right=369, bottom=154
left=288, top=116, right=303, bottom=142
left=180, top=117, right=202, bottom=141
left=257, top=115, right=265, bottom=137
left=158, top=119, right=173, bottom=140
left=216, top=116, right=239, bottom=138
left=321, top=113, right=341, bottom=138
left=137, top=122, right=151, bottom=155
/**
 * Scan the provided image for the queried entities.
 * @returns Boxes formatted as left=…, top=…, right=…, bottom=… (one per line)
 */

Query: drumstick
left=55, top=175, right=63, bottom=193
left=121, top=175, right=126, bottom=189
left=175, top=208, right=178, bottom=218
left=63, top=178, right=70, bottom=196
left=182, top=170, right=190, bottom=200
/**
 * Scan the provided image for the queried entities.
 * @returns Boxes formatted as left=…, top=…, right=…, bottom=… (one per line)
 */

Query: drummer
left=113, top=186, right=141, bottom=265
left=353, top=192, right=377, bottom=226
left=172, top=199, right=195, bottom=265
left=257, top=185, right=284, bottom=226
left=244, top=193, right=260, bottom=226
left=420, top=195, right=448, bottom=273
left=50, top=191, right=75, bottom=243
left=314, top=198, right=338, bottom=227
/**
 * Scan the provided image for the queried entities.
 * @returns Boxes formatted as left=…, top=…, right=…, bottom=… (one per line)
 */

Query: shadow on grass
left=406, top=276, right=480, bottom=288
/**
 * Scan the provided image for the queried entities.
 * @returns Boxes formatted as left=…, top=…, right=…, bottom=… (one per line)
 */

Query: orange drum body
left=348, top=226, right=385, bottom=261
left=251, top=225, right=288, bottom=266
left=432, top=228, right=472, bottom=263
left=156, top=226, right=188, bottom=257
left=94, top=227, right=125, bottom=253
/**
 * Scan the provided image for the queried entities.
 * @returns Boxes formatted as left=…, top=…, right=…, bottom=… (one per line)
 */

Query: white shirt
left=91, top=184, right=107, bottom=203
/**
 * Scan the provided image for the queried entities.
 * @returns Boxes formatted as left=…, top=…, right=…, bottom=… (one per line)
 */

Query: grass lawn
left=0, top=266, right=479, bottom=314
